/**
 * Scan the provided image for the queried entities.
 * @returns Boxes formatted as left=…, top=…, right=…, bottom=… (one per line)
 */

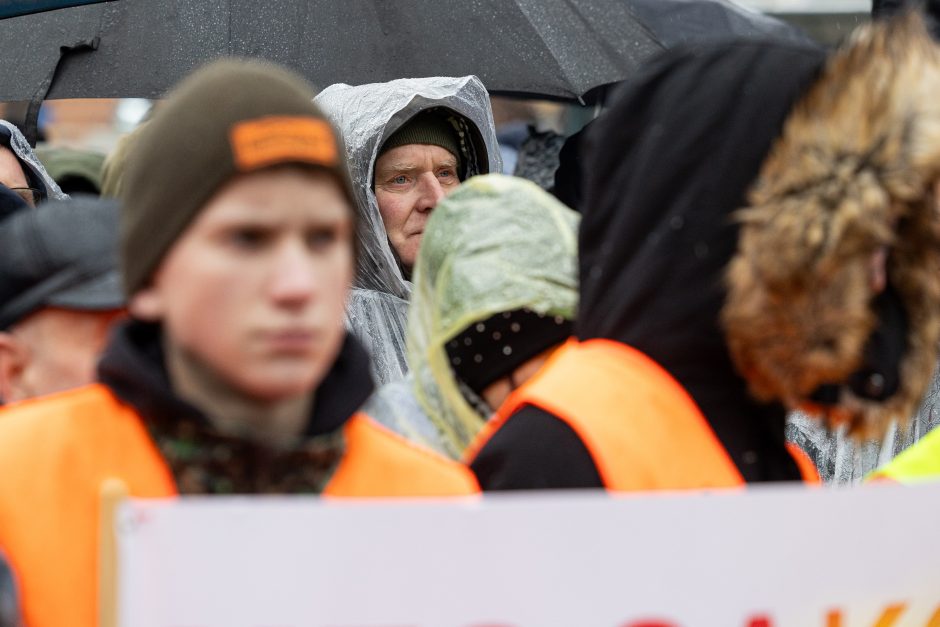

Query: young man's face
left=373, top=143, right=460, bottom=271
left=132, top=167, right=354, bottom=400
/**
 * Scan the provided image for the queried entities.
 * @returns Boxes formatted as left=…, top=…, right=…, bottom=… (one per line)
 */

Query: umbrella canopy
left=0, top=0, right=808, bottom=104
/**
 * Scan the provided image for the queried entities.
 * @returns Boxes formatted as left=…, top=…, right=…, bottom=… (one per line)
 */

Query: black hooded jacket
left=472, top=41, right=828, bottom=490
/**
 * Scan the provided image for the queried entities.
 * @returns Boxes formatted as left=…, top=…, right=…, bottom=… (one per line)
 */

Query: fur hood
left=724, top=12, right=940, bottom=436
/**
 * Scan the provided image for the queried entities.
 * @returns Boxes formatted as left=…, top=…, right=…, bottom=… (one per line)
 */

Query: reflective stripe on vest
left=0, top=385, right=477, bottom=627
left=868, top=424, right=940, bottom=483
left=467, top=338, right=819, bottom=490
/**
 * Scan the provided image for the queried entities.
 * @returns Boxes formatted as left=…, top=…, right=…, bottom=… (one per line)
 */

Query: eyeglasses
left=6, top=187, right=44, bottom=208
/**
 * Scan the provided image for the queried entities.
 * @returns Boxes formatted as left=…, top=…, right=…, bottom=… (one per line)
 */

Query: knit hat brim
left=378, top=109, right=462, bottom=165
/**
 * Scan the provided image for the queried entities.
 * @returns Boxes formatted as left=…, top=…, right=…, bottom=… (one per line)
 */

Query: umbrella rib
left=565, top=0, right=667, bottom=98
left=515, top=0, right=588, bottom=98
left=589, top=0, right=667, bottom=58
left=226, top=0, right=233, bottom=57
left=513, top=0, right=666, bottom=98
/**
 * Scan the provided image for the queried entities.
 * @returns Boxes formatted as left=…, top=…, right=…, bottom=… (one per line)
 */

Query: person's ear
left=0, top=332, right=29, bottom=402
left=127, top=286, right=164, bottom=321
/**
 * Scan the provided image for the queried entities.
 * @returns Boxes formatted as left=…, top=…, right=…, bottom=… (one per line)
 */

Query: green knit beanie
left=34, top=147, right=105, bottom=193
left=119, top=58, right=355, bottom=296
left=378, top=109, right=462, bottom=166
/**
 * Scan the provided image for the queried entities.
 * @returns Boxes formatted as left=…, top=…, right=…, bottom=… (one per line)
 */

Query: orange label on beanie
left=230, top=117, right=338, bottom=171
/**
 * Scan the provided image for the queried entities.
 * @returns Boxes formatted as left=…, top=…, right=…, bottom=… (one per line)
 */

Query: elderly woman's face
left=373, top=144, right=460, bottom=272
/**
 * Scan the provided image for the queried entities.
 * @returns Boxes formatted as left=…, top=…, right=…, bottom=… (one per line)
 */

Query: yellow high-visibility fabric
left=869, top=424, right=940, bottom=483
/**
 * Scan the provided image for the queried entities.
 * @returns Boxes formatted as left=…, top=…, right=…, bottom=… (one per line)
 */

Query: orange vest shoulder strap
left=786, top=443, right=821, bottom=484
left=468, top=339, right=745, bottom=491
left=324, top=413, right=479, bottom=497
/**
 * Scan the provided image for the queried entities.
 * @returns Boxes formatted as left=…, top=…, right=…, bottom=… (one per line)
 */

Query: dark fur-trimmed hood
left=579, top=29, right=829, bottom=480
left=724, top=13, right=940, bottom=436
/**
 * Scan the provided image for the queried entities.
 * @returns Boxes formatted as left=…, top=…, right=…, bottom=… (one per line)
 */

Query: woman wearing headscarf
left=365, top=174, right=578, bottom=458
left=315, top=77, right=501, bottom=386
left=467, top=12, right=940, bottom=490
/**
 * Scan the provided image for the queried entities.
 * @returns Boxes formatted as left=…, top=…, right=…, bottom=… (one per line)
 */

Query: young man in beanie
left=0, top=59, right=477, bottom=627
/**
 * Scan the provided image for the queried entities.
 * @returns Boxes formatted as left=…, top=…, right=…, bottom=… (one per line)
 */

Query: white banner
left=115, top=483, right=940, bottom=627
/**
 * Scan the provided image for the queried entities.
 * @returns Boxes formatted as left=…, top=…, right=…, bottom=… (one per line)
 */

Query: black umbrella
left=0, top=0, right=809, bottom=141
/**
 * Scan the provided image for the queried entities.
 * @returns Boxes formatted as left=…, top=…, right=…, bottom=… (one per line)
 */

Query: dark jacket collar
left=97, top=320, right=375, bottom=438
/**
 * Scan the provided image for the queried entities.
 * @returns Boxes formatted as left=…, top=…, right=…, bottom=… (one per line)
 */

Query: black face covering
left=811, top=283, right=909, bottom=405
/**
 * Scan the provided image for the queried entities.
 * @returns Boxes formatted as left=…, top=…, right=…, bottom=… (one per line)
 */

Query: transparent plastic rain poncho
left=364, top=174, right=579, bottom=458
left=314, top=77, right=502, bottom=386
left=0, top=120, right=66, bottom=201
left=787, top=370, right=940, bottom=483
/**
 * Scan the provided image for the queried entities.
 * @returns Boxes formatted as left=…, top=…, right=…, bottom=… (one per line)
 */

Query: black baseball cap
left=0, top=194, right=124, bottom=330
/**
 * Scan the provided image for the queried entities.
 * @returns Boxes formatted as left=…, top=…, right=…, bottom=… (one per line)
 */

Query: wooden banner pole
left=98, top=478, right=128, bottom=627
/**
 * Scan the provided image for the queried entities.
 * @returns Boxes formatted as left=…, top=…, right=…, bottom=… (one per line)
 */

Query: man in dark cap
left=0, top=192, right=124, bottom=403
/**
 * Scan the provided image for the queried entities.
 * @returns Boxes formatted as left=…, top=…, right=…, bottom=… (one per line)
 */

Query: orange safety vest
left=0, top=384, right=477, bottom=627
left=466, top=338, right=820, bottom=490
